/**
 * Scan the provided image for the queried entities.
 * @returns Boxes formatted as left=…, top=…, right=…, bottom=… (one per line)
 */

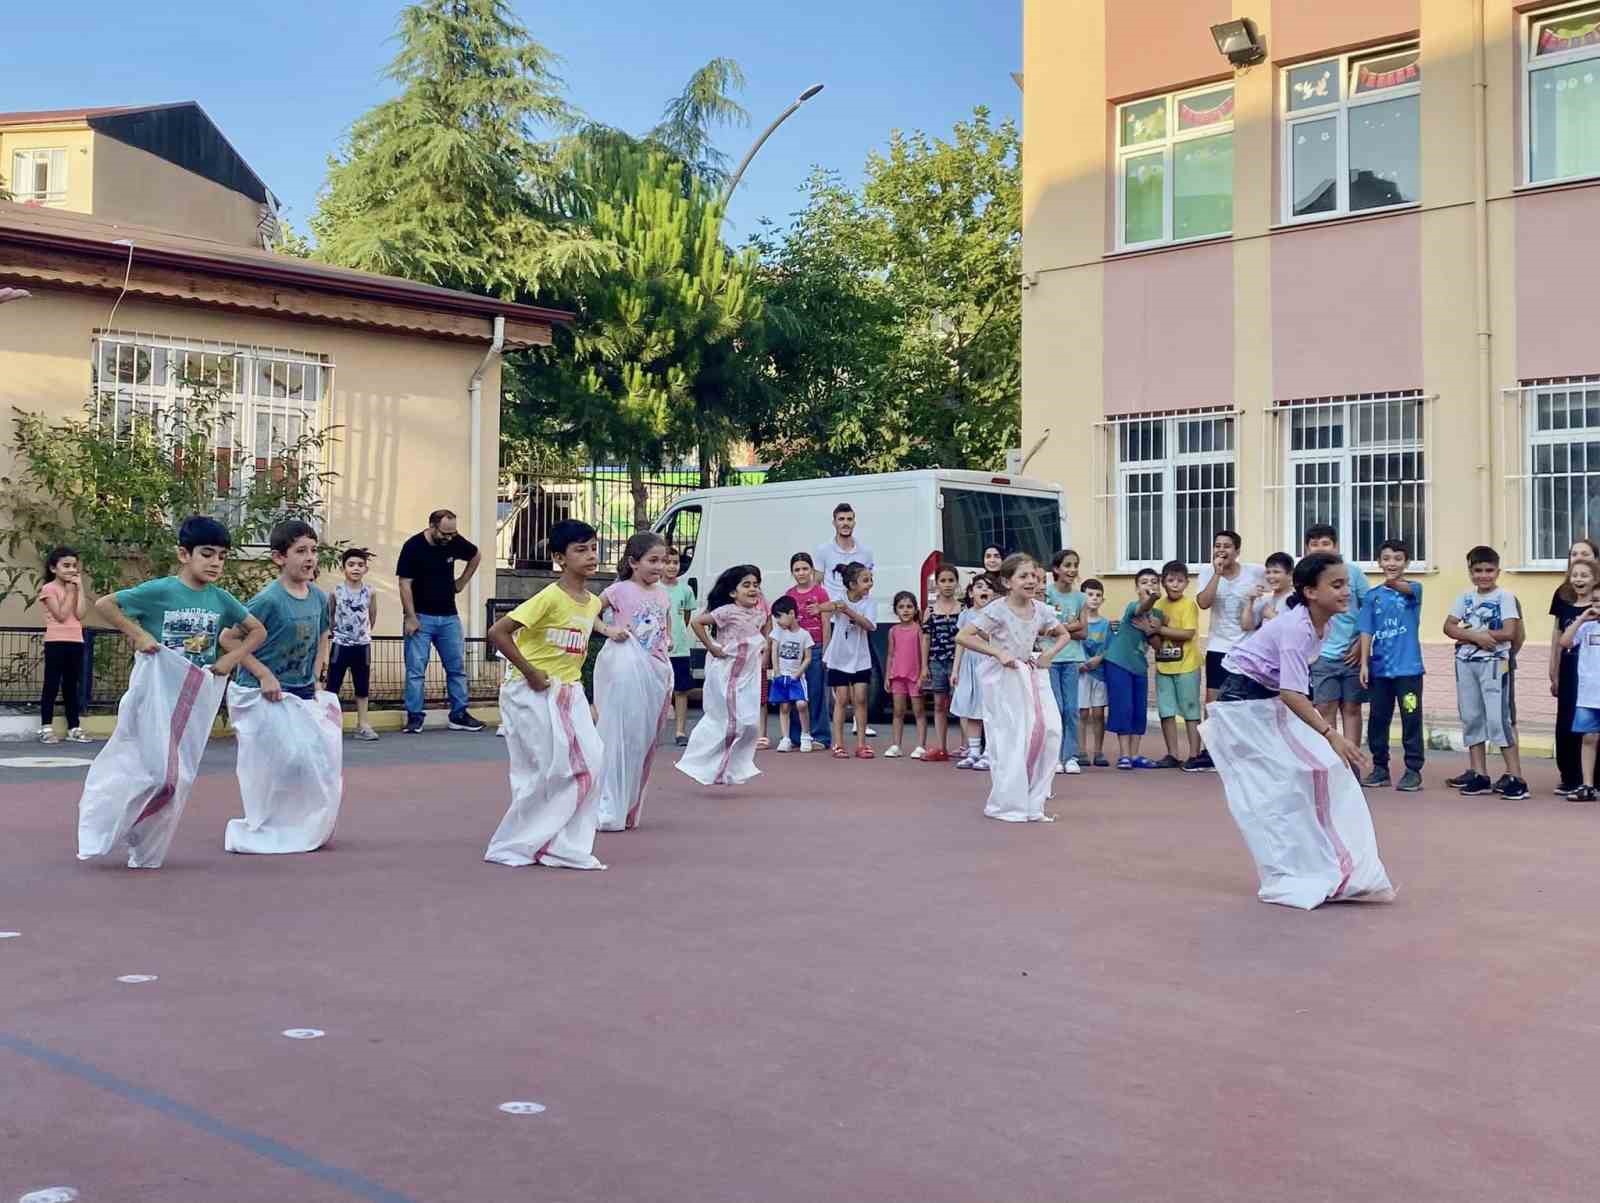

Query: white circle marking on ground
left=19, top=1188, right=81, bottom=1203
left=0, top=932, right=20, bottom=939
left=117, top=974, right=158, bottom=984
left=498, top=1101, right=547, bottom=1116
left=0, top=757, right=92, bottom=769
left=281, top=1028, right=325, bottom=1040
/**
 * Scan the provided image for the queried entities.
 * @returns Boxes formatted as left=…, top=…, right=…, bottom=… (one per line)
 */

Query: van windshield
left=942, top=489, right=1061, bottom=566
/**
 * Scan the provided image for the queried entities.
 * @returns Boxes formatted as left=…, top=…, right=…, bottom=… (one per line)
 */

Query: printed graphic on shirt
left=545, top=624, right=589, bottom=657
left=161, top=608, right=223, bottom=661
left=773, top=630, right=812, bottom=677
left=626, top=603, right=667, bottom=652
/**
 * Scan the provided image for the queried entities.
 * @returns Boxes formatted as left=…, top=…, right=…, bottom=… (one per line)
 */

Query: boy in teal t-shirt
left=664, top=546, right=697, bottom=744
left=1044, top=549, right=1088, bottom=772
left=1103, top=568, right=1164, bottom=769
left=230, top=520, right=331, bottom=701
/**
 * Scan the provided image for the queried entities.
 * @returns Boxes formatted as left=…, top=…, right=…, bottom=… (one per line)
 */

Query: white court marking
left=19, top=1188, right=81, bottom=1203
left=0, top=757, right=91, bottom=769
left=499, top=1101, right=547, bottom=1115
left=281, top=1028, right=325, bottom=1040
left=117, top=974, right=158, bottom=984
left=0, top=932, right=20, bottom=940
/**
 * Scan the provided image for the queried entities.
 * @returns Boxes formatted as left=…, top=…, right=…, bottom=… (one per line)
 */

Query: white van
left=652, top=470, right=1068, bottom=698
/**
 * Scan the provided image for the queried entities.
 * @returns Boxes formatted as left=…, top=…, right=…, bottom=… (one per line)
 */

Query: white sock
left=966, top=738, right=981, bottom=755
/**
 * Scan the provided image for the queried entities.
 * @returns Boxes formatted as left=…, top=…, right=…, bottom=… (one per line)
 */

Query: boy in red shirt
left=784, top=552, right=832, bottom=750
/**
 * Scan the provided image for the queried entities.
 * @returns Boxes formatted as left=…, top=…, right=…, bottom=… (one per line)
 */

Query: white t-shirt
left=1448, top=587, right=1520, bottom=662
left=770, top=626, right=814, bottom=679
left=814, top=537, right=875, bottom=602
left=1577, top=620, right=1600, bottom=708
left=822, top=603, right=876, bottom=673
left=1196, top=562, right=1265, bottom=653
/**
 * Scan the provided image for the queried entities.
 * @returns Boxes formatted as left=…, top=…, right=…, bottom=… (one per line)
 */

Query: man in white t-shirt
left=814, top=501, right=877, bottom=735
left=1194, top=529, right=1264, bottom=769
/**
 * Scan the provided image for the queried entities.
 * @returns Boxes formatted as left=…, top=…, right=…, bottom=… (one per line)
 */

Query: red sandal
left=832, top=746, right=850, bottom=759
left=855, top=746, right=875, bottom=759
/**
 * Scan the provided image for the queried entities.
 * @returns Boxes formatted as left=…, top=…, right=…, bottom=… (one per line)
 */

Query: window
left=1519, top=377, right=1600, bottom=563
left=657, top=504, right=702, bottom=579
left=1115, top=84, right=1234, bottom=250
left=9, top=147, right=67, bottom=205
left=940, top=489, right=1063, bottom=567
left=90, top=332, right=331, bottom=528
left=1527, top=3, right=1600, bottom=184
left=1283, top=44, right=1419, bottom=222
left=1106, top=412, right=1236, bottom=569
left=1277, top=392, right=1429, bottom=563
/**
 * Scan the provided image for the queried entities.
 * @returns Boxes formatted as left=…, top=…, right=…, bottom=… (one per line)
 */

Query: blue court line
left=0, top=1032, right=423, bottom=1203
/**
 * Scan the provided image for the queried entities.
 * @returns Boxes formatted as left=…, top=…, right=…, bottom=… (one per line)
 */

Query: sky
left=2, top=0, right=1020, bottom=244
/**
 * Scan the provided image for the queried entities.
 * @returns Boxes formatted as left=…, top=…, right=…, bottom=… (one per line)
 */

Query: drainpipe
left=1472, top=0, right=1493, bottom=539
left=468, top=315, right=505, bottom=637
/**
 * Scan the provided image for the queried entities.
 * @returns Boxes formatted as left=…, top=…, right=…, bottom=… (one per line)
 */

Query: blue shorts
left=768, top=675, right=807, bottom=705
left=1573, top=706, right=1600, bottom=734
left=1103, top=660, right=1148, bottom=736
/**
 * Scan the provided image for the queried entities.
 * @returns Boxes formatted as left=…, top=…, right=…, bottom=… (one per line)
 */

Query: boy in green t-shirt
left=1103, top=567, right=1164, bottom=769
left=664, top=545, right=697, bottom=745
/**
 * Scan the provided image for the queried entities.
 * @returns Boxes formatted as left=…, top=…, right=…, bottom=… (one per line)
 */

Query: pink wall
left=1103, top=243, right=1234, bottom=415
left=1271, top=214, right=1423, bottom=398
left=1271, top=0, right=1419, bottom=63
left=1515, top=185, right=1600, bottom=379
left=1105, top=0, right=1231, bottom=99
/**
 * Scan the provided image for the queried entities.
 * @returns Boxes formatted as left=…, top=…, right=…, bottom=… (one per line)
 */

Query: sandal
left=855, top=746, right=875, bottom=759
left=832, top=746, right=850, bottom=759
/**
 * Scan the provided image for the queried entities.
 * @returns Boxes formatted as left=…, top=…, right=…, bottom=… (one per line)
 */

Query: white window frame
left=90, top=330, right=333, bottom=536
left=1503, top=375, right=1600, bottom=569
left=1280, top=42, right=1421, bottom=225
left=1269, top=391, right=1433, bottom=568
left=1114, top=82, right=1235, bottom=252
left=10, top=147, right=68, bottom=205
left=1095, top=409, right=1239, bottom=572
left=1523, top=2, right=1600, bottom=187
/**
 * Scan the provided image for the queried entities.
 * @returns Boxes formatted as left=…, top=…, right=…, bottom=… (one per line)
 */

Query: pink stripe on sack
left=1273, top=704, right=1355, bottom=898
left=538, top=685, right=596, bottom=863
left=133, top=660, right=205, bottom=827
left=627, top=688, right=673, bottom=829
left=1024, top=665, right=1047, bottom=787
left=713, top=639, right=753, bottom=785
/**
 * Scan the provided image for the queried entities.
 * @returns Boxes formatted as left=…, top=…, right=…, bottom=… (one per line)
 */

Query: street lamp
left=722, top=83, right=825, bottom=203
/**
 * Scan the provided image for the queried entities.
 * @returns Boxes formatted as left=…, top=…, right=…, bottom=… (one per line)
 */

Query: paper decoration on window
left=1292, top=69, right=1333, bottom=104
left=1178, top=91, right=1235, bottom=129
left=1354, top=53, right=1421, bottom=93
left=1538, top=14, right=1600, bottom=55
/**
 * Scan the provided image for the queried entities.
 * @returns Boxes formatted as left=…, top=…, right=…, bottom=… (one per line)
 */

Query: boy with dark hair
left=1303, top=524, right=1372, bottom=750
left=1103, top=567, right=1164, bottom=769
left=484, top=519, right=607, bottom=870
left=784, top=550, right=832, bottom=750
left=1152, top=560, right=1205, bottom=770
left=229, top=519, right=331, bottom=702
left=664, top=545, right=697, bottom=746
left=79, top=514, right=266, bottom=868
left=1358, top=538, right=1425, bottom=791
left=327, top=546, right=378, bottom=740
left=1444, top=544, right=1526, bottom=798
left=768, top=595, right=816, bottom=752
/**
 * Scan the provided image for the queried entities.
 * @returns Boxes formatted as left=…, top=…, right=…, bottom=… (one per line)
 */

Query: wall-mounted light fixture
left=1210, top=18, right=1265, bottom=68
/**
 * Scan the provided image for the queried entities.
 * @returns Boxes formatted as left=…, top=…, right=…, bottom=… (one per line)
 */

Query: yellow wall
left=90, top=132, right=265, bottom=247
left=0, top=124, right=94, bottom=212
left=0, top=289, right=503, bottom=635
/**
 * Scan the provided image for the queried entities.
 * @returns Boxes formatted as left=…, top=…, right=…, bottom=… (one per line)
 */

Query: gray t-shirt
left=1196, top=563, right=1264, bottom=654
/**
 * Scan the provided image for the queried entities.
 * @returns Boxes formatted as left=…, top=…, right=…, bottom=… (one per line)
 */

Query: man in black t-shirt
left=396, top=508, right=485, bottom=734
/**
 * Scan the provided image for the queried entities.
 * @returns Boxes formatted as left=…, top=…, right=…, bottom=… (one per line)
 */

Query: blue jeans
left=405, top=613, right=468, bottom=718
left=1048, top=661, right=1081, bottom=763
left=788, top=654, right=832, bottom=747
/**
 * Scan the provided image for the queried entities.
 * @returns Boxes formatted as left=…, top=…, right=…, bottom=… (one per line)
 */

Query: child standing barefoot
left=949, top=574, right=996, bottom=768
left=37, top=545, right=95, bottom=744
left=956, top=554, right=1070, bottom=822
left=823, top=562, right=878, bottom=759
left=923, top=566, right=961, bottom=761
left=678, top=565, right=769, bottom=785
left=884, top=591, right=929, bottom=758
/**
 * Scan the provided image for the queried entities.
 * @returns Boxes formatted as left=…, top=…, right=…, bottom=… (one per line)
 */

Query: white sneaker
left=956, top=753, right=976, bottom=769
left=909, top=746, right=926, bottom=760
left=1063, top=757, right=1081, bottom=774
left=354, top=725, right=380, bottom=742
left=38, top=726, right=59, bottom=745
left=884, top=744, right=902, bottom=758
left=1054, top=762, right=1066, bottom=775
left=65, top=727, right=94, bottom=743
left=799, top=736, right=815, bottom=753
left=496, top=725, right=508, bottom=738
left=974, top=756, right=991, bottom=771
left=777, top=737, right=794, bottom=753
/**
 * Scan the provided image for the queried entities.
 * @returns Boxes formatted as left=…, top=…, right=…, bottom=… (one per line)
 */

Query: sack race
left=485, top=675, right=606, bottom=869
left=978, top=659, right=1061, bottom=822
left=77, top=648, right=228, bottom=869
left=1200, top=698, right=1396, bottom=910
left=594, top=636, right=673, bottom=832
left=676, top=634, right=764, bottom=786
left=224, top=684, right=344, bottom=854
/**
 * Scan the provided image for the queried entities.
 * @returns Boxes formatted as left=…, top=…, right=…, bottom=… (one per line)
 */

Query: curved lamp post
left=722, top=83, right=825, bottom=203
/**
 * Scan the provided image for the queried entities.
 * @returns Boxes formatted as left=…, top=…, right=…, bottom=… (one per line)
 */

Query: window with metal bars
left=1278, top=392, right=1428, bottom=563
left=1111, top=412, right=1236, bottom=570
left=1518, top=377, right=1600, bottom=564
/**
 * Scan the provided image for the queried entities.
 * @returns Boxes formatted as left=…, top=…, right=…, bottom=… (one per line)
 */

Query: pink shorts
left=889, top=676, right=919, bottom=696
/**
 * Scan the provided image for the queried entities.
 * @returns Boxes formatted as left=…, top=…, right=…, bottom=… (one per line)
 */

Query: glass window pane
left=1120, top=98, right=1167, bottom=147
left=1291, top=117, right=1339, bottom=215
left=1177, top=87, right=1234, bottom=131
left=1531, top=60, right=1600, bottom=182
left=1173, top=132, right=1233, bottom=239
left=1351, top=47, right=1420, bottom=94
left=1123, top=152, right=1165, bottom=244
left=1350, top=94, right=1419, bottom=210
left=1288, top=59, right=1340, bottom=111
left=1534, top=6, right=1600, bottom=57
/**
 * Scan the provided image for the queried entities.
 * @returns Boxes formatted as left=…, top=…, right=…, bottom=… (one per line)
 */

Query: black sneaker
left=1181, top=755, right=1210, bottom=773
left=1153, top=755, right=1183, bottom=769
left=1362, top=768, right=1391, bottom=788
left=1445, top=770, right=1475, bottom=789
left=448, top=710, right=487, bottom=732
left=1491, top=774, right=1513, bottom=794
left=1499, top=777, right=1529, bottom=800
left=1458, top=772, right=1495, bottom=795
left=1554, top=783, right=1579, bottom=798
left=1396, top=770, right=1424, bottom=792
left=402, top=714, right=425, bottom=735
left=1571, top=786, right=1598, bottom=803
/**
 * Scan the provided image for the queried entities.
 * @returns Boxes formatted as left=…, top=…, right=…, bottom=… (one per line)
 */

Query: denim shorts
left=927, top=657, right=953, bottom=695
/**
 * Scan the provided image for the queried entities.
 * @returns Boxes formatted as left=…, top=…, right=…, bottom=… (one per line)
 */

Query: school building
left=1020, top=0, right=1600, bottom=692
left=0, top=102, right=568, bottom=643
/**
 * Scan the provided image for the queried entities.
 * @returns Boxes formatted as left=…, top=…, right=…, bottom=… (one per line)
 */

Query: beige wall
left=90, top=132, right=265, bottom=247
left=0, top=289, right=502, bottom=635
left=1022, top=0, right=1580, bottom=644
left=0, top=125, right=94, bottom=212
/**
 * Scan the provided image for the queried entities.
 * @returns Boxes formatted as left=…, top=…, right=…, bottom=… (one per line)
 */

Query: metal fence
left=497, top=464, right=765, bottom=570
left=0, top=628, right=502, bottom=712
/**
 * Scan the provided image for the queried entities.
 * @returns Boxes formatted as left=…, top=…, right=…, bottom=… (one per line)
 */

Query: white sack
left=224, top=684, right=344, bottom=854
left=1200, top=697, right=1396, bottom=910
left=978, top=659, right=1061, bottom=822
left=676, top=634, right=763, bottom=786
left=485, top=675, right=605, bottom=869
left=594, top=635, right=673, bottom=832
left=77, top=648, right=228, bottom=869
